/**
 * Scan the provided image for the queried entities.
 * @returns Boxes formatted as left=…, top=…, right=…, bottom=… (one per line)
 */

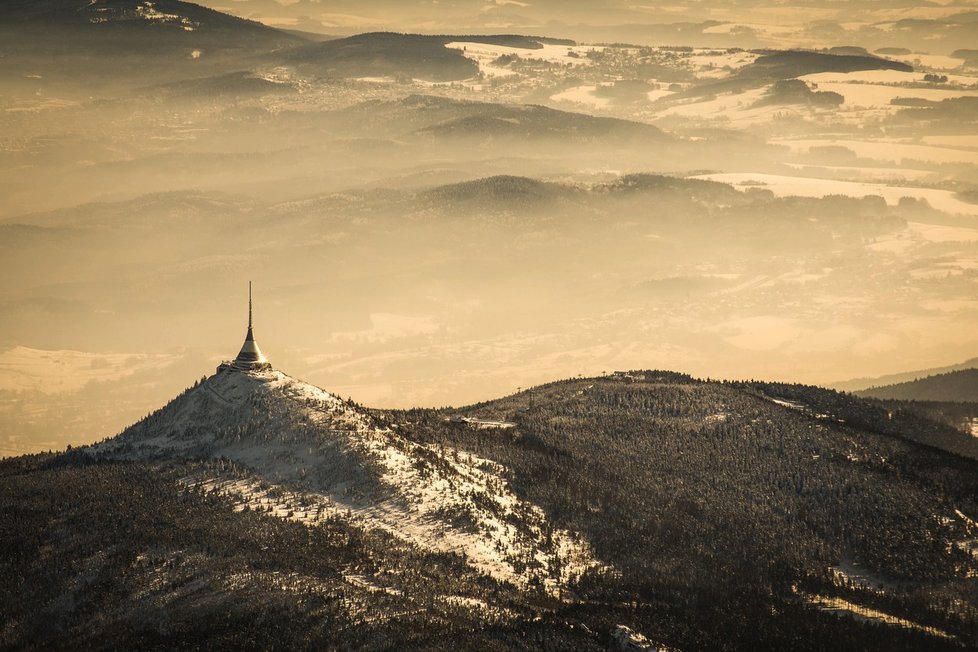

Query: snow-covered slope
left=93, top=368, right=600, bottom=590
left=0, top=0, right=301, bottom=55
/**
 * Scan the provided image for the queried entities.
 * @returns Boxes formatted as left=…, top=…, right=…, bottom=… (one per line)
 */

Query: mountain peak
left=93, top=366, right=599, bottom=590
left=101, top=367, right=373, bottom=458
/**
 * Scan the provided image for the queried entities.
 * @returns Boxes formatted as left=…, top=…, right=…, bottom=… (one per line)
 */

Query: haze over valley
left=3, top=1, right=978, bottom=455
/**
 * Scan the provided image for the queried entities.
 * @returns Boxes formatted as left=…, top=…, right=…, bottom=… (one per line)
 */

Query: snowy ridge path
left=93, top=369, right=602, bottom=591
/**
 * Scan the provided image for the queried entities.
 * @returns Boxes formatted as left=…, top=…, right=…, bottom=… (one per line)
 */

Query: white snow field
left=692, top=172, right=978, bottom=216
left=445, top=41, right=601, bottom=79
left=551, top=85, right=612, bottom=109
left=93, top=369, right=601, bottom=592
left=772, top=138, right=978, bottom=166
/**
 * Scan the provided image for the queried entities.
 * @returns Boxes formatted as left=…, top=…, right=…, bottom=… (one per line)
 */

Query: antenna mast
left=229, top=280, right=270, bottom=371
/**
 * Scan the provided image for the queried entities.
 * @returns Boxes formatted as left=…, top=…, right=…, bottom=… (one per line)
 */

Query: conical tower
left=232, top=282, right=271, bottom=371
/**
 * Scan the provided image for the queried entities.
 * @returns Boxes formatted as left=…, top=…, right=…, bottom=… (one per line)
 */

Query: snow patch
left=802, top=592, right=954, bottom=639
left=773, top=138, right=978, bottom=166
left=95, top=369, right=603, bottom=592
left=551, top=85, right=611, bottom=109
left=693, top=172, right=978, bottom=216
left=446, top=41, right=601, bottom=81
left=136, top=1, right=198, bottom=30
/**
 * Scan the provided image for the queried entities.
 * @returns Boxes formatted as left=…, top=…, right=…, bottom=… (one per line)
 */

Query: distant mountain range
left=0, top=5, right=575, bottom=86
left=0, top=6, right=575, bottom=84
left=0, top=2, right=928, bottom=96
left=2, top=365, right=978, bottom=649
left=835, top=357, right=978, bottom=393
left=855, top=368, right=978, bottom=403
left=175, top=0, right=978, bottom=55
left=331, top=94, right=671, bottom=143
left=1, top=1, right=920, bottom=91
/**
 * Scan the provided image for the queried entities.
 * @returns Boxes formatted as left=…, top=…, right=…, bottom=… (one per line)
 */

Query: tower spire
left=231, top=281, right=270, bottom=371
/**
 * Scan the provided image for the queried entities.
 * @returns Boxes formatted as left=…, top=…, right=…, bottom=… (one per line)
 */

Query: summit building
left=219, top=282, right=272, bottom=372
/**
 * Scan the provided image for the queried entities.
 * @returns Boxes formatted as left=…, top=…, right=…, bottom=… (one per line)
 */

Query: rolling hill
left=0, top=0, right=303, bottom=90
left=422, top=175, right=581, bottom=207
left=680, top=49, right=914, bottom=99
left=0, top=0, right=301, bottom=54
left=333, top=94, right=671, bottom=143
left=137, top=70, right=298, bottom=102
left=743, top=50, right=913, bottom=80
left=276, top=32, right=579, bottom=82
left=279, top=32, right=479, bottom=82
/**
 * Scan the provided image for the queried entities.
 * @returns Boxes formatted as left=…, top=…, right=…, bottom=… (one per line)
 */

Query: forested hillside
left=2, top=371, right=977, bottom=650
left=389, top=373, right=978, bottom=649
left=0, top=456, right=592, bottom=650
